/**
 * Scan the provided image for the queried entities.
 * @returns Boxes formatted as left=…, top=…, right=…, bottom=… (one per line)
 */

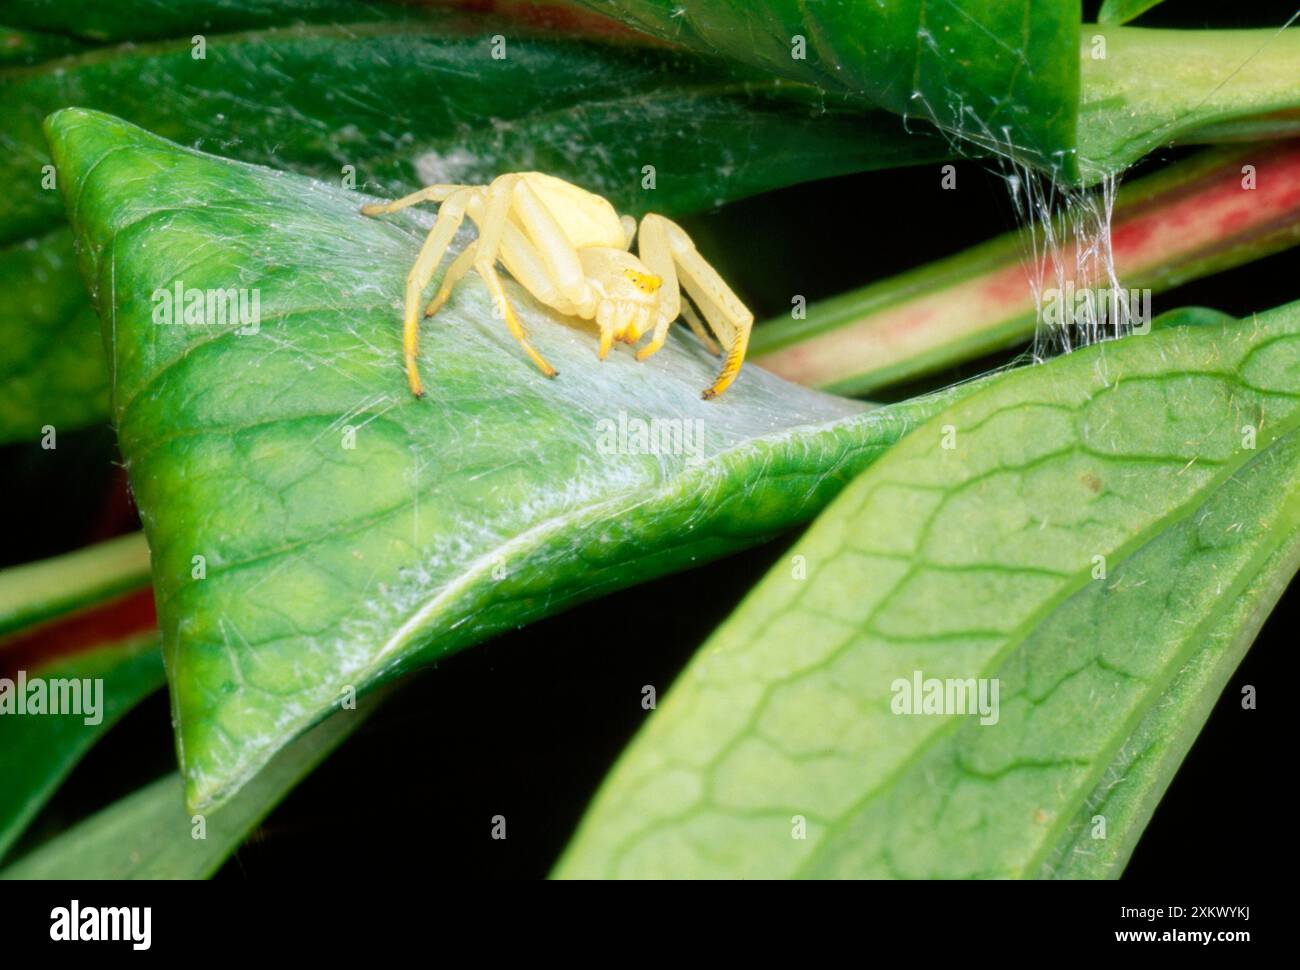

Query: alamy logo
left=0, top=670, right=102, bottom=725
left=890, top=670, right=1000, bottom=725
left=50, top=900, right=151, bottom=950
left=152, top=280, right=261, bottom=334
left=1040, top=283, right=1151, bottom=335
left=595, top=410, right=704, bottom=459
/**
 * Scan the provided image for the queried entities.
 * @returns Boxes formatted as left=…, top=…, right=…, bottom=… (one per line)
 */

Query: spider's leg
left=679, top=299, right=722, bottom=357
left=425, top=208, right=573, bottom=345
left=425, top=192, right=498, bottom=317
left=631, top=213, right=681, bottom=363
left=401, top=188, right=473, bottom=397
left=647, top=214, right=753, bottom=399
left=423, top=241, right=477, bottom=318
left=510, top=179, right=597, bottom=315
left=594, top=304, right=618, bottom=360
left=614, top=303, right=639, bottom=344
left=474, top=175, right=558, bottom=378
left=361, top=184, right=473, bottom=217
left=496, top=223, right=580, bottom=318
left=620, top=214, right=638, bottom=250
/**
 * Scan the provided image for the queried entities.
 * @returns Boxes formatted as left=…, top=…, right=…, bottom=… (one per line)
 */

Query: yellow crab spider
left=360, top=172, right=753, bottom=399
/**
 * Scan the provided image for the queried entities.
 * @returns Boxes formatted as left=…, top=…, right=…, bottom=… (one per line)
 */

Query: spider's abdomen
left=519, top=172, right=627, bottom=250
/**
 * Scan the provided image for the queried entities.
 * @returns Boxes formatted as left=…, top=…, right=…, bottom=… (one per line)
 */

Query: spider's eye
left=624, top=269, right=662, bottom=293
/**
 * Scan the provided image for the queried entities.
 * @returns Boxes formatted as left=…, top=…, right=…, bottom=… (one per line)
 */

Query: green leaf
left=0, top=534, right=160, bottom=861
left=1, top=634, right=163, bottom=862
left=575, top=3, right=1300, bottom=181
left=0, top=24, right=90, bottom=66
left=0, top=229, right=109, bottom=444
left=555, top=300, right=1300, bottom=878
left=1047, top=450, right=1300, bottom=877
left=751, top=140, right=1300, bottom=395
left=1, top=692, right=378, bottom=879
left=47, top=107, right=971, bottom=812
left=0, top=15, right=945, bottom=442
left=0, top=17, right=945, bottom=246
left=1097, top=0, right=1168, bottom=25
left=569, top=0, right=1082, bottom=177
left=0, top=0, right=407, bottom=43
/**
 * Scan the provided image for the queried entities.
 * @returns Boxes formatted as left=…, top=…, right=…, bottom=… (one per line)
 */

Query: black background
left=2, top=0, right=1294, bottom=882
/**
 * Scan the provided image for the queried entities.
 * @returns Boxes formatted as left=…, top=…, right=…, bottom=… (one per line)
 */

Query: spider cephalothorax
left=361, top=172, right=753, bottom=399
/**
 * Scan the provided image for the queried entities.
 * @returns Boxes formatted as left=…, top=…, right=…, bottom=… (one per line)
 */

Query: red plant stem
left=754, top=140, right=1300, bottom=394
left=0, top=586, right=156, bottom=678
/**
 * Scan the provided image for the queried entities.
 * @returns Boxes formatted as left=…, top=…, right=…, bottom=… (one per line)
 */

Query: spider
left=361, top=172, right=754, bottom=399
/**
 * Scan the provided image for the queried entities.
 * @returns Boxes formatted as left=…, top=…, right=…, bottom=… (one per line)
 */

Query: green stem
left=1078, top=24, right=1300, bottom=177
left=0, top=532, right=150, bottom=638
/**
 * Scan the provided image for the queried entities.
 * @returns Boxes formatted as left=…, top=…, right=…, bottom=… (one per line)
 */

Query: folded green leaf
left=1, top=691, right=379, bottom=879
left=47, top=108, right=974, bottom=812
left=555, top=300, right=1300, bottom=878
